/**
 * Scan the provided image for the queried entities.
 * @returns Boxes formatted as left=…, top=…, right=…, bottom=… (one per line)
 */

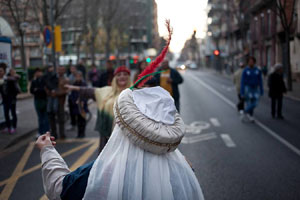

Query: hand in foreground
left=35, top=132, right=56, bottom=150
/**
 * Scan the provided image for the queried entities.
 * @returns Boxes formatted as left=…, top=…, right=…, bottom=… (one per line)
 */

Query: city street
left=1, top=69, right=300, bottom=200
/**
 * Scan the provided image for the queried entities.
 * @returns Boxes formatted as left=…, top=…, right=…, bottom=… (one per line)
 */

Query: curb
left=17, top=93, right=33, bottom=100
left=1, top=128, right=38, bottom=153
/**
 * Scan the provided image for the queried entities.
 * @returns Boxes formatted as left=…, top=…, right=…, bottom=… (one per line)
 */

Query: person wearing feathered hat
left=65, top=65, right=132, bottom=152
left=35, top=20, right=204, bottom=200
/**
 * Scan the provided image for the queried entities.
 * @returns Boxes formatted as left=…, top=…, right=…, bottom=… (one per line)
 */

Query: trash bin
left=15, top=68, right=28, bottom=93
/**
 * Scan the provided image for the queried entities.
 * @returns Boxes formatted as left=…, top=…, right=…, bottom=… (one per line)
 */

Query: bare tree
left=0, top=0, right=32, bottom=70
left=271, top=0, right=297, bottom=90
left=84, top=0, right=102, bottom=65
left=100, top=0, right=122, bottom=59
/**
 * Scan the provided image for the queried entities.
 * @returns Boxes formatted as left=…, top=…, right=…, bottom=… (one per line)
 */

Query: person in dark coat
left=68, top=72, right=88, bottom=138
left=155, top=60, right=183, bottom=112
left=0, top=63, right=20, bottom=134
left=30, top=68, right=49, bottom=137
left=88, top=64, right=100, bottom=87
left=98, top=60, right=114, bottom=87
left=268, top=63, right=287, bottom=119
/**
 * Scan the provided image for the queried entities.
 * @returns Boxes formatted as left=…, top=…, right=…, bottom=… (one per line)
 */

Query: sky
left=156, top=0, right=208, bottom=53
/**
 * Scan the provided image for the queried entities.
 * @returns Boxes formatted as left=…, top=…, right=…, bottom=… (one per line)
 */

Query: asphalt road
left=179, top=70, right=300, bottom=200
left=1, top=69, right=300, bottom=200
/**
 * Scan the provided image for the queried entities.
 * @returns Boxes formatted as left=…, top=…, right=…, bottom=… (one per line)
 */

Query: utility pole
left=50, top=0, right=56, bottom=71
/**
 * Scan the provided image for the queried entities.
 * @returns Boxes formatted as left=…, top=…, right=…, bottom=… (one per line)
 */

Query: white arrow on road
left=181, top=132, right=217, bottom=144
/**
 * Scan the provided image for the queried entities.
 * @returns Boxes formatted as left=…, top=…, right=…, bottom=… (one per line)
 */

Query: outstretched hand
left=64, top=84, right=80, bottom=92
left=35, top=132, right=56, bottom=150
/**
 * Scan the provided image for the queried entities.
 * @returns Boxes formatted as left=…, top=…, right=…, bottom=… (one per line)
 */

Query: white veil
left=83, top=88, right=205, bottom=200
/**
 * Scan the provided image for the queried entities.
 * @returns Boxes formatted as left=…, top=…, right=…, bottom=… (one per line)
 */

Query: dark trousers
left=48, top=103, right=65, bottom=138
left=237, top=94, right=244, bottom=111
left=3, top=101, right=17, bottom=129
left=68, top=99, right=77, bottom=126
left=34, top=101, right=49, bottom=135
left=76, top=114, right=86, bottom=138
left=175, top=100, right=180, bottom=113
left=271, top=97, right=283, bottom=117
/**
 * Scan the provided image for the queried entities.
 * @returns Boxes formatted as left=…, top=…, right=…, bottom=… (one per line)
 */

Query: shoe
left=247, top=114, right=255, bottom=123
left=277, top=115, right=284, bottom=120
left=240, top=113, right=247, bottom=122
left=66, top=125, right=75, bottom=131
left=2, top=128, right=9, bottom=133
left=239, top=110, right=244, bottom=115
left=9, top=128, right=16, bottom=134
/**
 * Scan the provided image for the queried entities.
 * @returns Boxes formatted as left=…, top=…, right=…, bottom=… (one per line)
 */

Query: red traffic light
left=213, top=50, right=220, bottom=56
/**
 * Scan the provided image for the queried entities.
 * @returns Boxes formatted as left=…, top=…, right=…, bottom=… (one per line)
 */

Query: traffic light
left=130, top=59, right=134, bottom=64
left=146, top=57, right=151, bottom=63
left=133, top=55, right=139, bottom=64
left=213, top=50, right=220, bottom=56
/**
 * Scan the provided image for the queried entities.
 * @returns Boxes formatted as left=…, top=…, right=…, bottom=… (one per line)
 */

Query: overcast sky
left=156, top=0, right=208, bottom=53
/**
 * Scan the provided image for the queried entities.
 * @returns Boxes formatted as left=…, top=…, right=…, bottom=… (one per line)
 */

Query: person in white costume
left=35, top=20, right=205, bottom=200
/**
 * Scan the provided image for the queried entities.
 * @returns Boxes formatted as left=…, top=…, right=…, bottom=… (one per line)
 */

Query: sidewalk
left=0, top=96, right=37, bottom=153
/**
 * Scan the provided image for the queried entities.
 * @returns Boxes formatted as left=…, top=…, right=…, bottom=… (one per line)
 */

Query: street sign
left=43, top=26, right=52, bottom=46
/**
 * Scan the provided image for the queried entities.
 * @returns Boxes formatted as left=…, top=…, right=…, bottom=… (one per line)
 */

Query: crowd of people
left=0, top=57, right=184, bottom=144
left=233, top=56, right=287, bottom=122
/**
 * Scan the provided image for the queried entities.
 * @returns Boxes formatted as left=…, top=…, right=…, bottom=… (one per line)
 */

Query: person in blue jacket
left=240, top=56, right=263, bottom=122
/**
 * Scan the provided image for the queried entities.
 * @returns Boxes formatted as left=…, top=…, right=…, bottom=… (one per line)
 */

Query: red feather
left=135, top=20, right=173, bottom=88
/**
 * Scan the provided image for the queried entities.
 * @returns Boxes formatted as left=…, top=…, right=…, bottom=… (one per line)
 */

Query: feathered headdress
left=130, top=20, right=173, bottom=89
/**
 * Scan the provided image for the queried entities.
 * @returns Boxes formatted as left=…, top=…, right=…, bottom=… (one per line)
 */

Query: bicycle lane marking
left=0, top=142, right=35, bottom=200
left=189, top=73, right=300, bottom=157
left=0, top=139, right=95, bottom=188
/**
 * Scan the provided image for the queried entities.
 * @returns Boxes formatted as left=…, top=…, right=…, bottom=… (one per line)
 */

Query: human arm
left=170, top=69, right=183, bottom=84
left=65, top=84, right=96, bottom=101
left=36, top=133, right=71, bottom=200
left=30, top=80, right=36, bottom=95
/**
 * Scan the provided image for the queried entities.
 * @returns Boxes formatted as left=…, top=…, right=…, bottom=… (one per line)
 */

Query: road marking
left=0, top=142, right=35, bottom=200
left=220, top=134, right=236, bottom=147
left=189, top=74, right=300, bottom=157
left=182, top=132, right=217, bottom=144
left=0, top=140, right=94, bottom=187
left=39, top=140, right=99, bottom=200
left=185, top=121, right=210, bottom=134
left=210, top=118, right=221, bottom=127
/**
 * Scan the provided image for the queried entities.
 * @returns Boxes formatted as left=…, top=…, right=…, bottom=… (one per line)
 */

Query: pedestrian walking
left=35, top=22, right=204, bottom=199
left=30, top=68, right=49, bottom=138
left=268, top=63, right=286, bottom=119
left=98, top=60, right=114, bottom=87
left=65, top=66, right=131, bottom=152
left=0, top=63, right=20, bottom=134
left=88, top=64, right=100, bottom=87
left=240, top=56, right=264, bottom=122
left=68, top=72, right=88, bottom=138
left=233, top=62, right=245, bottom=113
left=155, top=60, right=183, bottom=112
